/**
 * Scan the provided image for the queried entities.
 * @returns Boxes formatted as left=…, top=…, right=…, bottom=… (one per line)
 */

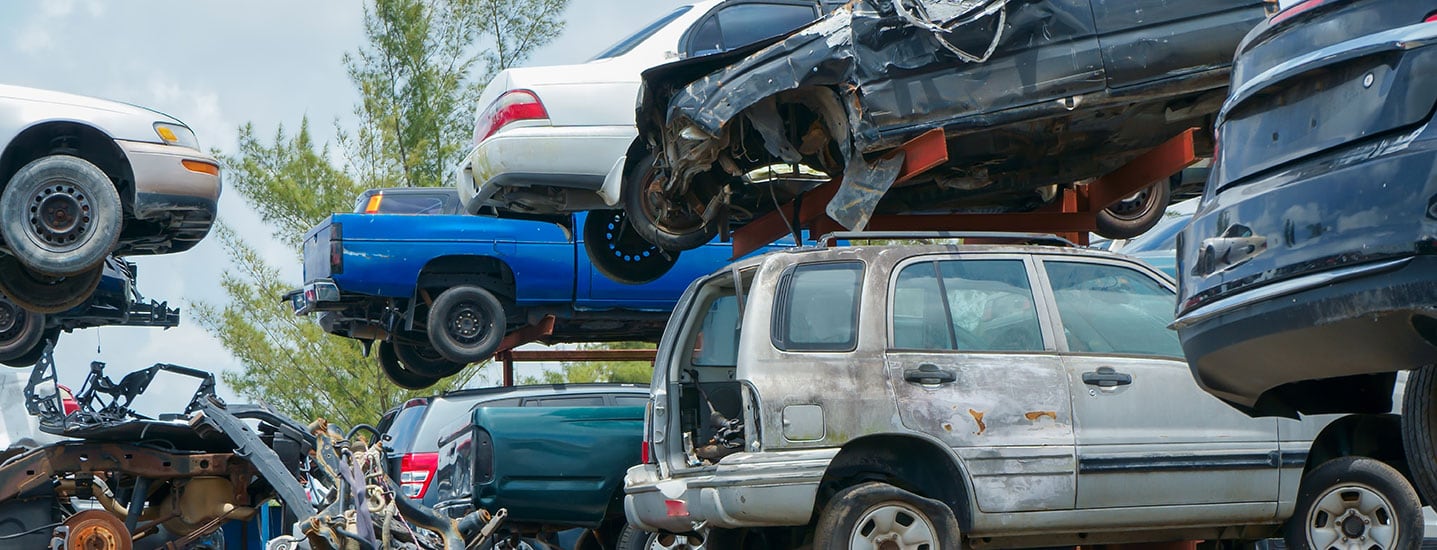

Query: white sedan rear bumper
left=456, top=124, right=636, bottom=213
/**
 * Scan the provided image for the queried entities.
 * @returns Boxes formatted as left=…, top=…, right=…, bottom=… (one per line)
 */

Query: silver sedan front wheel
left=849, top=501, right=939, bottom=550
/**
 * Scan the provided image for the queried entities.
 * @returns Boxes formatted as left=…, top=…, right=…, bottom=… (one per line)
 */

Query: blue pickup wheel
left=428, top=285, right=506, bottom=364
left=394, top=340, right=466, bottom=378
left=377, top=342, right=442, bottom=390
left=584, top=210, right=680, bottom=285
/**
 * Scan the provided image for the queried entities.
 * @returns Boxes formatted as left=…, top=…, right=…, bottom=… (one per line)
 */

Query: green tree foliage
left=195, top=0, right=568, bottom=426
left=533, top=341, right=655, bottom=384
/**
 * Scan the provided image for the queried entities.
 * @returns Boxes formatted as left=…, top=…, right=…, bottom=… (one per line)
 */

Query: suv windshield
left=591, top=6, right=692, bottom=60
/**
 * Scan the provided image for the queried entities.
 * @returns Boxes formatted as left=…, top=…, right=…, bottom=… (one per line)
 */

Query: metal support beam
left=1086, top=128, right=1199, bottom=210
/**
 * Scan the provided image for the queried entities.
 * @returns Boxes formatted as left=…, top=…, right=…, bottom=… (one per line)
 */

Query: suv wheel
left=1402, top=364, right=1437, bottom=504
left=615, top=524, right=757, bottom=550
left=427, top=285, right=506, bottom=364
left=1, top=155, right=121, bottom=276
left=1285, top=456, right=1421, bottom=550
left=814, top=482, right=961, bottom=550
left=393, top=340, right=466, bottom=379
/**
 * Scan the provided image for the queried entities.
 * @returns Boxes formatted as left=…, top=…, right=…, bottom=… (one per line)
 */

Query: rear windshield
left=383, top=403, right=428, bottom=453
left=352, top=191, right=456, bottom=215
left=591, top=6, right=691, bottom=60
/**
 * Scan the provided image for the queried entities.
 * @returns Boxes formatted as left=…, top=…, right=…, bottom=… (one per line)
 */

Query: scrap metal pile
left=0, top=346, right=505, bottom=550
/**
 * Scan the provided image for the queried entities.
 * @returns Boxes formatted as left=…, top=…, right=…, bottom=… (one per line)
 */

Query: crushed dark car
left=0, top=256, right=179, bottom=367
left=620, top=0, right=1267, bottom=253
left=1169, top=0, right=1437, bottom=507
left=0, top=348, right=507, bottom=550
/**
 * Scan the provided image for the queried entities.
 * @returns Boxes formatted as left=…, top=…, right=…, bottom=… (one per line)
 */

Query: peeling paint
left=969, top=408, right=986, bottom=435
left=1025, top=410, right=1057, bottom=422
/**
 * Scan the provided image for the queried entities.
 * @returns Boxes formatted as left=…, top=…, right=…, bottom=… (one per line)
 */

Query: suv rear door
left=1036, top=257, right=1280, bottom=510
left=882, top=254, right=1076, bottom=513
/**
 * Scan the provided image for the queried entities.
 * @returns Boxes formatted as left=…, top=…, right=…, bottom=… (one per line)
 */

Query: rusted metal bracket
left=731, top=128, right=1199, bottom=253
left=492, top=316, right=558, bottom=386
left=0, top=442, right=242, bottom=504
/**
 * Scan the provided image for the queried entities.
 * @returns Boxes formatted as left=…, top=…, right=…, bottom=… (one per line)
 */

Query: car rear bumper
left=286, top=280, right=341, bottom=316
left=457, top=125, right=634, bottom=213
left=1175, top=254, right=1437, bottom=414
left=623, top=450, right=832, bottom=532
left=118, top=140, right=221, bottom=220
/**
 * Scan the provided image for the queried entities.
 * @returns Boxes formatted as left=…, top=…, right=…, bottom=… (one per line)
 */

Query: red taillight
left=1270, top=0, right=1330, bottom=25
left=1425, top=11, right=1437, bottom=23
left=641, top=440, right=651, bottom=464
left=473, top=90, right=548, bottom=145
left=399, top=452, right=439, bottom=499
left=329, top=223, right=343, bottom=275
left=57, top=385, right=79, bottom=416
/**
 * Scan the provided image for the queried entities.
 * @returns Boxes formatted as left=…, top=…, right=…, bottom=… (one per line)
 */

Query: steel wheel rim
left=1307, top=482, right=1399, bottom=550
left=0, top=300, right=19, bottom=334
left=446, top=303, right=489, bottom=345
left=850, top=501, right=938, bottom=550
left=639, top=166, right=707, bottom=235
left=28, top=180, right=93, bottom=253
left=603, top=212, right=659, bottom=263
left=646, top=532, right=704, bottom=550
left=1105, top=185, right=1156, bottom=220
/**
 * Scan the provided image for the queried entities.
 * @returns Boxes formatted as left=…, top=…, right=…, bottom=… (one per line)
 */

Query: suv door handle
left=1082, top=366, right=1132, bottom=387
left=904, top=363, right=957, bottom=385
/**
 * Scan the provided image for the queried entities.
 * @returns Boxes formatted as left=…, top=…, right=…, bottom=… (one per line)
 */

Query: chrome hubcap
left=29, top=182, right=92, bottom=251
left=1309, top=483, right=1398, bottom=550
left=850, top=502, right=938, bottom=550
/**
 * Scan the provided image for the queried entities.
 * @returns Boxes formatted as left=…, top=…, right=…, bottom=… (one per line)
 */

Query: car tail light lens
left=473, top=90, right=548, bottom=145
left=1269, top=0, right=1332, bottom=25
left=399, top=452, right=439, bottom=499
left=329, top=223, right=343, bottom=275
left=641, top=440, right=651, bottom=464
left=1425, top=11, right=1437, bottom=23
left=57, top=385, right=79, bottom=415
left=364, top=193, right=384, bottom=214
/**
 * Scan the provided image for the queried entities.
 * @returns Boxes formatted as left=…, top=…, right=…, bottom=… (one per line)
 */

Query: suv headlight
left=153, top=122, right=200, bottom=149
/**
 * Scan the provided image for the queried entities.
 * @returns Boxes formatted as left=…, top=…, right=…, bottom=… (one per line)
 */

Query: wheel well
left=0, top=122, right=133, bottom=207
left=1304, top=413, right=1417, bottom=502
left=415, top=256, right=516, bottom=302
left=814, top=435, right=972, bottom=531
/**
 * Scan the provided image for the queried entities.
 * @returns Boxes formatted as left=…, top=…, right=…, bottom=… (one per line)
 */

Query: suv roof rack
left=817, top=231, right=1076, bottom=248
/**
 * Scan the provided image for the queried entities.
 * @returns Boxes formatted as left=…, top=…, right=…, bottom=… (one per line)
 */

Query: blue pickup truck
left=289, top=187, right=783, bottom=388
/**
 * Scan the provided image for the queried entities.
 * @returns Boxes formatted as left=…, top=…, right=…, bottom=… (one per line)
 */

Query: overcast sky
left=0, top=0, right=685, bottom=405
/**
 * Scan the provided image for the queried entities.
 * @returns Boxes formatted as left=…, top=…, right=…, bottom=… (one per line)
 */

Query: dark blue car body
left=1173, top=1, right=1437, bottom=416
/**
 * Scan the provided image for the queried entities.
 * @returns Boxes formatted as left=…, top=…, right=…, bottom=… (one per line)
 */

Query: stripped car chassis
left=0, top=345, right=504, bottom=550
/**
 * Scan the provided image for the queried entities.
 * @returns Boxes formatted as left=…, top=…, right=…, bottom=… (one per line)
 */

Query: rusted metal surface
left=1085, top=129, right=1199, bottom=210
left=0, top=443, right=241, bottom=503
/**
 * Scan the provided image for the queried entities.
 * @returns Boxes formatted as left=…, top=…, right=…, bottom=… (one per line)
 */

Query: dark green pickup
left=434, top=404, right=644, bottom=531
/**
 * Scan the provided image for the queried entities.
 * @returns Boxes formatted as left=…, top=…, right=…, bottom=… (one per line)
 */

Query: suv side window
left=892, top=259, right=1043, bottom=352
left=773, top=261, right=863, bottom=352
left=1042, top=261, right=1182, bottom=358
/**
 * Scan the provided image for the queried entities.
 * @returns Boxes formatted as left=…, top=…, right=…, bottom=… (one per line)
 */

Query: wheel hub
left=1310, top=484, right=1396, bottom=550
left=1341, top=513, right=1367, bottom=538
left=851, top=502, right=939, bottom=550
left=29, top=183, right=92, bottom=251
left=0, top=302, right=17, bottom=333
left=64, top=510, right=132, bottom=550
left=448, top=306, right=485, bottom=342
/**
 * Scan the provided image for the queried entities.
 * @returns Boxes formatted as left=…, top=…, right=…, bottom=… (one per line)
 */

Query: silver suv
left=624, top=235, right=1423, bottom=549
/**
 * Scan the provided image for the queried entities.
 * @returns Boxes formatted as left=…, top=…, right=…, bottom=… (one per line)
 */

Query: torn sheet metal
left=827, top=151, right=905, bottom=230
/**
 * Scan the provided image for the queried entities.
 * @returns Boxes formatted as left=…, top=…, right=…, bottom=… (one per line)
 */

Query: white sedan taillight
left=473, top=89, right=549, bottom=145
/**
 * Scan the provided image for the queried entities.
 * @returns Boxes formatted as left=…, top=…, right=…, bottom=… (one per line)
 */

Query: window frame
left=680, top=0, right=820, bottom=58
left=1031, top=255, right=1182, bottom=358
left=770, top=260, right=866, bottom=353
left=885, top=253, right=1058, bottom=353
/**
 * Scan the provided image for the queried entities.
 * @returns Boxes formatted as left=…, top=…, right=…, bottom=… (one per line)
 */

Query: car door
left=884, top=254, right=1077, bottom=513
left=861, top=0, right=1107, bottom=133
left=681, top=1, right=822, bottom=58
left=1037, top=257, right=1280, bottom=511
left=1090, top=0, right=1266, bottom=89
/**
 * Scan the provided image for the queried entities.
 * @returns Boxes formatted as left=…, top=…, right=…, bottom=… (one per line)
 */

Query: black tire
left=376, top=341, right=441, bottom=390
left=393, top=340, right=467, bottom=379
left=813, top=482, right=961, bottom=550
left=1095, top=180, right=1170, bottom=240
left=1285, top=456, right=1421, bottom=550
left=584, top=210, right=680, bottom=285
left=616, top=524, right=736, bottom=550
left=1, top=155, right=122, bottom=277
left=0, top=299, right=45, bottom=365
left=622, top=152, right=719, bottom=253
left=1402, top=365, right=1437, bottom=505
left=0, top=256, right=103, bottom=314
left=427, top=285, right=506, bottom=364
